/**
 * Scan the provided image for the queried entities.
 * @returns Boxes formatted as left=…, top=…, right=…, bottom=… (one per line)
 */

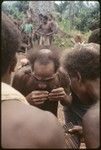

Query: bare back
left=2, top=100, right=66, bottom=148
left=82, top=102, right=99, bottom=148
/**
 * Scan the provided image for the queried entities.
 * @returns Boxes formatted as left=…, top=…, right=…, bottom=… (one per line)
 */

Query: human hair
left=1, top=12, right=21, bottom=77
left=88, top=28, right=100, bottom=44
left=48, top=14, right=53, bottom=19
left=39, top=13, right=43, bottom=17
left=27, top=48, right=60, bottom=72
left=43, top=15, right=48, bottom=20
left=63, top=43, right=100, bottom=80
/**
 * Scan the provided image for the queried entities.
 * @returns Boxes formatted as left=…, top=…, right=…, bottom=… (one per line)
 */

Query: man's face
left=68, top=72, right=99, bottom=105
left=43, top=18, right=47, bottom=24
left=33, top=61, right=56, bottom=90
left=39, top=15, right=43, bottom=21
left=68, top=72, right=90, bottom=104
left=70, top=78, right=82, bottom=96
left=48, top=16, right=52, bottom=21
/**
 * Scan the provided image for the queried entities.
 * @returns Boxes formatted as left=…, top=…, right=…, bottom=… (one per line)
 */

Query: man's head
left=88, top=28, right=100, bottom=44
left=42, top=15, right=48, bottom=24
left=62, top=43, right=100, bottom=104
left=1, top=12, right=21, bottom=81
left=39, top=14, right=43, bottom=19
left=48, top=14, right=53, bottom=21
left=27, top=18, right=31, bottom=23
left=27, top=49, right=60, bottom=90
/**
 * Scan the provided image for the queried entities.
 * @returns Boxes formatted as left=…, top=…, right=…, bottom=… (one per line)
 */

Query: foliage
left=53, top=34, right=73, bottom=49
left=55, top=1, right=100, bottom=32
left=58, top=19, right=71, bottom=32
left=2, top=1, right=100, bottom=32
left=2, top=1, right=100, bottom=49
left=13, top=1, right=29, bottom=12
left=2, top=1, right=29, bottom=20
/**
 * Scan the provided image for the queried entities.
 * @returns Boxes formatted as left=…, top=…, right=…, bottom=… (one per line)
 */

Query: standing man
left=47, top=14, right=58, bottom=44
left=21, top=18, right=33, bottom=49
left=35, top=15, right=56, bottom=46
left=33, top=14, right=44, bottom=44
left=1, top=12, right=66, bottom=149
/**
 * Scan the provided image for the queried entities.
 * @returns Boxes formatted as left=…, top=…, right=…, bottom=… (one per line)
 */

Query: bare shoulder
left=82, top=102, right=99, bottom=148
left=2, top=101, right=66, bottom=148
left=83, top=102, right=99, bottom=123
left=82, top=103, right=99, bottom=138
left=24, top=105, right=66, bottom=148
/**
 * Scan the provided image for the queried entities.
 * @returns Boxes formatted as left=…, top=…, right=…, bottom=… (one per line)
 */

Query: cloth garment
left=1, top=82, right=29, bottom=105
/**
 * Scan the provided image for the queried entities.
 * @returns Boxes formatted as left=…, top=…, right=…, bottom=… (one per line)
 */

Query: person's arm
left=45, top=22, right=56, bottom=36
left=46, top=31, right=54, bottom=36
left=33, top=111, right=66, bottom=148
left=48, top=22, right=58, bottom=35
left=35, top=25, right=44, bottom=35
left=82, top=103, right=100, bottom=148
left=20, top=24, right=25, bottom=32
left=31, top=24, right=33, bottom=33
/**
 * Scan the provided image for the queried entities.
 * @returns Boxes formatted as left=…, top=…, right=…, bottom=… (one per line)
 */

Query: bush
left=58, top=19, right=71, bottom=32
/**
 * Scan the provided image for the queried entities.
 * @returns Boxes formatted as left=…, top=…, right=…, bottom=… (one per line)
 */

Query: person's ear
left=76, top=71, right=82, bottom=83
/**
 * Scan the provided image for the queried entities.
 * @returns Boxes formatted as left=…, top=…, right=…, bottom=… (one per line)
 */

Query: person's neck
left=71, top=78, right=100, bottom=106
left=93, top=78, right=100, bottom=101
left=85, top=78, right=100, bottom=104
left=2, top=74, right=11, bottom=85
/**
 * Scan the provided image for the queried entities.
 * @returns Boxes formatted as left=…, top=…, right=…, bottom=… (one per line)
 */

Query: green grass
left=53, top=35, right=73, bottom=50
left=53, top=20, right=92, bottom=49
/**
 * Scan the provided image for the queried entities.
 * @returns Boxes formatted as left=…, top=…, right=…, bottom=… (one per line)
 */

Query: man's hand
left=26, top=90, right=49, bottom=106
left=36, top=31, right=44, bottom=36
left=68, top=125, right=83, bottom=136
left=48, top=87, right=66, bottom=101
left=46, top=32, right=54, bottom=36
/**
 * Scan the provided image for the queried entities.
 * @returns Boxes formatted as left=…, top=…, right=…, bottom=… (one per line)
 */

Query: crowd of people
left=1, top=11, right=100, bottom=149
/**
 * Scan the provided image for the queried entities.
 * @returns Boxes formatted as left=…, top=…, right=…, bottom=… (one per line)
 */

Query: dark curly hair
left=1, top=12, right=21, bottom=76
left=63, top=43, right=100, bottom=80
left=27, top=47, right=60, bottom=72
left=43, top=15, right=48, bottom=20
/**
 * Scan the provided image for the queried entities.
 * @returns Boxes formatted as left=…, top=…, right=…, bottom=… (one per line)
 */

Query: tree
left=2, top=1, right=29, bottom=20
left=29, top=1, right=55, bottom=15
left=55, top=1, right=100, bottom=32
left=13, top=1, right=29, bottom=12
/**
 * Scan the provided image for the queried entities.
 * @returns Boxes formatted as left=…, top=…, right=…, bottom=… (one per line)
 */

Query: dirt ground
left=13, top=52, right=86, bottom=149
